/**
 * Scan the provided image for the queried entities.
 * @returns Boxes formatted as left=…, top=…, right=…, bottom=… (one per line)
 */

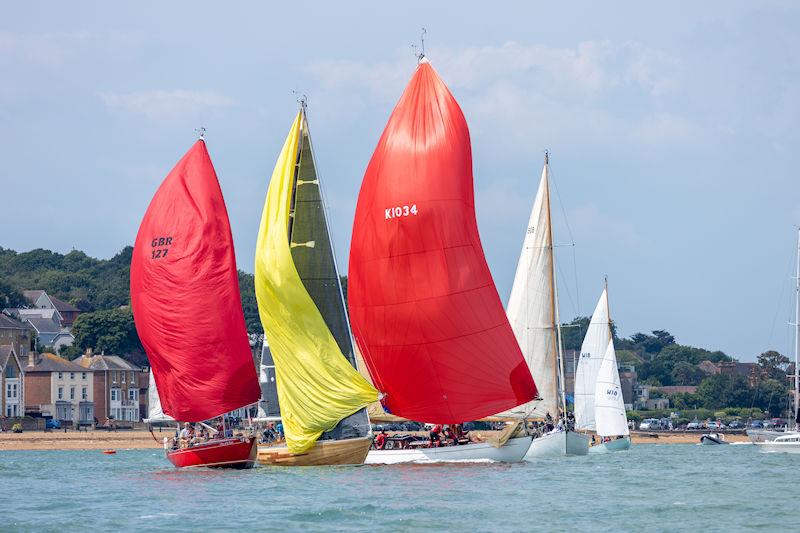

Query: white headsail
left=503, top=162, right=559, bottom=418
left=594, top=339, right=629, bottom=436
left=145, top=368, right=173, bottom=423
left=574, top=288, right=611, bottom=431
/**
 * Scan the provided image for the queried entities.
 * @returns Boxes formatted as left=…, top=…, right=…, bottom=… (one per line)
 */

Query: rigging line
left=555, top=252, right=578, bottom=321
left=766, top=239, right=795, bottom=350
left=547, top=158, right=580, bottom=314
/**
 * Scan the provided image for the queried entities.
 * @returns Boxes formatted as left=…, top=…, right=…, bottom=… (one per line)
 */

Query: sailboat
left=143, top=369, right=173, bottom=424
left=131, top=136, right=262, bottom=469
left=575, top=283, right=631, bottom=452
left=254, top=104, right=379, bottom=466
left=506, top=153, right=590, bottom=458
left=754, top=228, right=800, bottom=451
left=348, top=56, right=537, bottom=464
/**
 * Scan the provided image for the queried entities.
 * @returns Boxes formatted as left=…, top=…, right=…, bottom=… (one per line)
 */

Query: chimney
left=28, top=352, right=36, bottom=367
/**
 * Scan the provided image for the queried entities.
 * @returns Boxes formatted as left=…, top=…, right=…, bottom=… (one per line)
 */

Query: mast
left=795, top=227, right=799, bottom=429
left=545, top=151, right=568, bottom=420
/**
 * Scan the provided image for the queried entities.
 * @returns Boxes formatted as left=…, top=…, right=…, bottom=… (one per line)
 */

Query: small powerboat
left=700, top=433, right=728, bottom=445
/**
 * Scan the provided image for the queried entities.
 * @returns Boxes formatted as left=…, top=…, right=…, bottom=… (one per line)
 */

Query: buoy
left=102, top=450, right=116, bottom=455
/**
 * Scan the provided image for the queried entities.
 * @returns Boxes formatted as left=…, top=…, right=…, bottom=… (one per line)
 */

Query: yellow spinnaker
left=255, top=111, right=378, bottom=454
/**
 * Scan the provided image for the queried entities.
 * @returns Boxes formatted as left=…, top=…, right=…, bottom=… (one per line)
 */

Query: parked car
left=639, top=418, right=660, bottom=430
left=45, top=419, right=60, bottom=430
left=707, top=422, right=720, bottom=430
left=750, top=420, right=764, bottom=429
left=686, top=420, right=703, bottom=430
left=727, top=420, right=744, bottom=429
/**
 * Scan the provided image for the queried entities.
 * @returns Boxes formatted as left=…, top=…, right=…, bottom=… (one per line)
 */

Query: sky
left=2, top=2, right=799, bottom=361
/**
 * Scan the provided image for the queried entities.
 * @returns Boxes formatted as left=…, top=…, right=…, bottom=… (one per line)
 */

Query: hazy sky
left=2, top=2, right=799, bottom=361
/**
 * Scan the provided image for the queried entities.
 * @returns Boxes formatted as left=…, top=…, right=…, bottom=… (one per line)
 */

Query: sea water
left=1, top=443, right=797, bottom=532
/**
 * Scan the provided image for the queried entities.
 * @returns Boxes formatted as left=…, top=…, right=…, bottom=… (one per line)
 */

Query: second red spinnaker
left=348, top=59, right=538, bottom=423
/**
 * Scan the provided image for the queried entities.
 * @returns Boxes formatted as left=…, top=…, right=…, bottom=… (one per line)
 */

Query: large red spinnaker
left=348, top=60, right=538, bottom=423
left=130, top=140, right=260, bottom=422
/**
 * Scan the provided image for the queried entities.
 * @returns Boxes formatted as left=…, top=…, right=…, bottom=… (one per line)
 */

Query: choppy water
left=1, top=443, right=796, bottom=532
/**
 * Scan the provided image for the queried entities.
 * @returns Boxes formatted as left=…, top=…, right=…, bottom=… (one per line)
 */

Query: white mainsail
left=594, top=339, right=629, bottom=436
left=503, top=162, right=559, bottom=418
left=574, top=288, right=610, bottom=431
left=145, top=368, right=173, bottom=422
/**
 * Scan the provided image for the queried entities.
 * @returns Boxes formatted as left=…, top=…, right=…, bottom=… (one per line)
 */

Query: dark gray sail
left=286, top=110, right=370, bottom=441
left=258, top=342, right=281, bottom=418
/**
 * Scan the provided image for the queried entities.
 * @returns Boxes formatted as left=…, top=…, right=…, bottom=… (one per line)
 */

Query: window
left=111, top=389, right=119, bottom=401
left=5, top=365, right=13, bottom=378
left=128, top=389, right=138, bottom=401
left=112, top=371, right=117, bottom=383
left=12, top=384, right=17, bottom=398
left=69, top=387, right=75, bottom=400
left=58, top=372, right=63, bottom=379
left=131, top=373, right=136, bottom=386
left=70, top=372, right=75, bottom=380
left=121, top=372, right=126, bottom=383
left=58, top=387, right=63, bottom=400
left=82, top=372, right=87, bottom=380
left=82, top=387, right=87, bottom=400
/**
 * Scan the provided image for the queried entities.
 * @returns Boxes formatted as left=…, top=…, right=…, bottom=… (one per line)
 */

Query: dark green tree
left=757, top=350, right=790, bottom=380
left=696, top=374, right=751, bottom=410
left=0, top=279, right=25, bottom=308
left=72, top=308, right=142, bottom=356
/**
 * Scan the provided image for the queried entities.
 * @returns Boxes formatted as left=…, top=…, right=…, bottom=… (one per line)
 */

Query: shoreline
left=0, top=429, right=751, bottom=451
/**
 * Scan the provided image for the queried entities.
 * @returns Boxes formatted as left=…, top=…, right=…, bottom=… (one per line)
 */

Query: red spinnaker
left=348, top=60, right=537, bottom=423
left=130, top=140, right=260, bottom=422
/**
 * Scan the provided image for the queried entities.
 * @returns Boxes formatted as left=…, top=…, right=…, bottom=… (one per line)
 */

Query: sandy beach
left=0, top=430, right=165, bottom=451
left=0, top=429, right=750, bottom=451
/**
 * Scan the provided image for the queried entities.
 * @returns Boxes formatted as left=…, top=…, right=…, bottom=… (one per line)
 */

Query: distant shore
left=0, top=429, right=752, bottom=451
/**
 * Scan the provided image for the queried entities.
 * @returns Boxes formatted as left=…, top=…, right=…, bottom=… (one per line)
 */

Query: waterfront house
left=77, top=350, right=146, bottom=424
left=22, top=290, right=82, bottom=327
left=1, top=346, right=24, bottom=418
left=0, top=312, right=34, bottom=358
left=3, top=306, right=75, bottom=351
left=24, top=352, right=94, bottom=425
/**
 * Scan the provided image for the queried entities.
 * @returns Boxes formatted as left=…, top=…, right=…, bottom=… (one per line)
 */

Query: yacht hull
left=258, top=436, right=371, bottom=466
left=365, top=436, right=532, bottom=464
left=166, top=437, right=257, bottom=469
left=524, top=430, right=589, bottom=458
left=588, top=436, right=631, bottom=454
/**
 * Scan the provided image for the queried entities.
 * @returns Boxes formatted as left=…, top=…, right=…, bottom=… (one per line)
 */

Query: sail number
left=385, top=204, right=418, bottom=220
left=606, top=389, right=618, bottom=396
left=150, top=236, right=173, bottom=260
left=580, top=351, right=591, bottom=359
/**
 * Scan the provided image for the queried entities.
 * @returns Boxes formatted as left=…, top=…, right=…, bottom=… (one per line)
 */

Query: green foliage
left=0, top=278, right=25, bottom=308
left=758, top=350, right=790, bottom=380
left=58, top=344, right=83, bottom=361
left=72, top=308, right=142, bottom=357
left=0, top=246, right=132, bottom=311
left=238, top=271, right=262, bottom=336
left=696, top=374, right=753, bottom=410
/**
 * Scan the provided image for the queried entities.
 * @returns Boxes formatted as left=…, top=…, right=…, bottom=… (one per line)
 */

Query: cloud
left=98, top=90, right=234, bottom=121
left=304, top=40, right=697, bottom=153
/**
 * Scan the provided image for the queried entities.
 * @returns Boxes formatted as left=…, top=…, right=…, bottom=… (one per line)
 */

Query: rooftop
left=0, top=345, right=18, bottom=369
left=77, top=352, right=142, bottom=371
left=0, top=313, right=32, bottom=331
left=27, top=353, right=89, bottom=373
left=49, top=295, right=80, bottom=313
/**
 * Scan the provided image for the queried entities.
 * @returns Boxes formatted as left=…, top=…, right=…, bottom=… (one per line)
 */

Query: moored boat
left=755, top=432, right=800, bottom=453
left=130, top=135, right=262, bottom=469
left=254, top=103, right=378, bottom=466
left=350, top=55, right=538, bottom=464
